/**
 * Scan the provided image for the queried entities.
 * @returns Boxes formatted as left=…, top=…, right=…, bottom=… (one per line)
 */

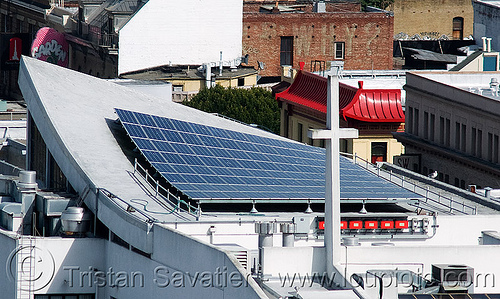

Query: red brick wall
left=243, top=11, right=394, bottom=77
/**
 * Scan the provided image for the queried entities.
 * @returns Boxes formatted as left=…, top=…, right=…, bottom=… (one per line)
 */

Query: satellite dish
left=258, top=61, right=265, bottom=70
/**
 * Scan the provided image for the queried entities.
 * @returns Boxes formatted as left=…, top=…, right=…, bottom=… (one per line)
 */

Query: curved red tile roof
left=275, top=70, right=404, bottom=122
left=275, top=71, right=356, bottom=114
left=342, top=89, right=404, bottom=122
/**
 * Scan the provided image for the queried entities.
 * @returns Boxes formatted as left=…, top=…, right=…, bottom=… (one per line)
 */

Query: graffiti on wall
left=31, top=27, right=69, bottom=67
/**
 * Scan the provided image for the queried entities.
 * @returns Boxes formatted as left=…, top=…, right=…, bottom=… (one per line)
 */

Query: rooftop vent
left=432, top=264, right=474, bottom=293
left=313, top=1, right=326, bottom=13
left=60, top=207, right=91, bottom=235
left=18, top=171, right=37, bottom=189
left=490, top=78, right=499, bottom=95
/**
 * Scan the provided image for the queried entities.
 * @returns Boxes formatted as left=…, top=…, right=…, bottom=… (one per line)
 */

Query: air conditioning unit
left=432, top=264, right=474, bottom=293
left=217, top=244, right=251, bottom=272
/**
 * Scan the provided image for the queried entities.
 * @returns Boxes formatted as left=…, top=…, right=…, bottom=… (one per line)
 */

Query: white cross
left=308, top=75, right=358, bottom=275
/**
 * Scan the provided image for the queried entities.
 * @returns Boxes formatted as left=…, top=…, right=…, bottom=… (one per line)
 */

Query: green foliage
left=183, top=85, right=281, bottom=135
left=360, top=0, right=394, bottom=9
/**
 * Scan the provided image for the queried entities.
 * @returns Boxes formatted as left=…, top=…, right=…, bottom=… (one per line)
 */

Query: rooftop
left=406, top=71, right=500, bottom=104
left=121, top=65, right=258, bottom=81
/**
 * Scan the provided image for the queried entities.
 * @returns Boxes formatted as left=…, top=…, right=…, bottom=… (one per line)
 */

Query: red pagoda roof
left=275, top=70, right=404, bottom=123
left=275, top=71, right=356, bottom=114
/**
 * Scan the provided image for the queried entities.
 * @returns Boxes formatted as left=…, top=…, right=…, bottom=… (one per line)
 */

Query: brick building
left=391, top=0, right=473, bottom=40
left=243, top=1, right=394, bottom=78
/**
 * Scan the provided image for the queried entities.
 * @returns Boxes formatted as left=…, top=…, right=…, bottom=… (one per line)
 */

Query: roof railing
left=133, top=158, right=200, bottom=219
left=349, top=153, right=477, bottom=215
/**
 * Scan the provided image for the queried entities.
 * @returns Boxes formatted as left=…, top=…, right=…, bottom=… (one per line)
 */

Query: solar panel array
left=116, top=108, right=419, bottom=201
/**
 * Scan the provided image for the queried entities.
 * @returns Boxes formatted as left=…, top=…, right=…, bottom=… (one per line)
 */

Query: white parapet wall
left=118, top=0, right=243, bottom=75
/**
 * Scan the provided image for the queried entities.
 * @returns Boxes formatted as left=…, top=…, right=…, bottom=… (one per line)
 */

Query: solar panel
left=115, top=108, right=421, bottom=201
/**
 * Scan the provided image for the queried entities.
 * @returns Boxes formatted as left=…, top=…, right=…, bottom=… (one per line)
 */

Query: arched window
left=453, top=17, right=464, bottom=40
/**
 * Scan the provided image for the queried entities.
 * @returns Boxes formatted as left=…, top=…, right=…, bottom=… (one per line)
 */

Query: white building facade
left=118, top=0, right=243, bottom=75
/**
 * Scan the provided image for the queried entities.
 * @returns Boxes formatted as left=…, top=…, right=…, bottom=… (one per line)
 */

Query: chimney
left=487, top=38, right=492, bottom=52
left=482, top=37, right=487, bottom=52
left=313, top=1, right=326, bottom=13
left=358, top=81, right=364, bottom=89
left=272, top=1, right=280, bottom=13
left=485, top=187, right=492, bottom=200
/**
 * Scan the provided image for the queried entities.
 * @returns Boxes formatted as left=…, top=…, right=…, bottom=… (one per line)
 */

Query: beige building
left=390, top=0, right=474, bottom=40
left=121, top=65, right=259, bottom=102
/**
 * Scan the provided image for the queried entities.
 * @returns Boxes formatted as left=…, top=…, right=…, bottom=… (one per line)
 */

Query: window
left=407, top=107, right=413, bottom=134
left=297, top=123, right=303, bottom=143
left=452, top=17, right=464, bottom=40
left=446, top=119, right=451, bottom=147
left=439, top=116, right=445, bottom=144
left=5, top=15, right=12, bottom=32
left=334, top=42, right=345, bottom=60
left=423, top=112, right=429, bottom=139
left=49, top=152, right=68, bottom=191
left=280, top=36, right=293, bottom=66
left=495, top=134, right=499, bottom=163
left=430, top=114, right=435, bottom=141
left=488, top=133, right=493, bottom=162
left=461, top=124, right=466, bottom=152
left=471, top=127, right=477, bottom=156
left=29, top=115, right=47, bottom=186
left=478, top=129, right=483, bottom=158
left=340, top=139, right=347, bottom=153
left=308, top=127, right=314, bottom=145
left=455, top=122, right=461, bottom=150
left=237, top=77, right=245, bottom=87
left=371, top=142, right=387, bottom=164
left=414, top=109, right=419, bottom=136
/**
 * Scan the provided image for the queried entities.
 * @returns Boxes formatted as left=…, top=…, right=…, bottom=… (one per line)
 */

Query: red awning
left=276, top=70, right=404, bottom=122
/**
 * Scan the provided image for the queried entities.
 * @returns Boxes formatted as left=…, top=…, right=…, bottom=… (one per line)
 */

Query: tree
left=360, top=0, right=394, bottom=10
left=183, top=85, right=281, bottom=135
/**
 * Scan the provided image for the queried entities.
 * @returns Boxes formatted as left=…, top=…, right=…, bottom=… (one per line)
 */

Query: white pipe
left=482, top=37, right=487, bottom=51
left=205, top=64, right=211, bottom=89
left=219, top=51, right=223, bottom=76
left=487, top=38, right=492, bottom=52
